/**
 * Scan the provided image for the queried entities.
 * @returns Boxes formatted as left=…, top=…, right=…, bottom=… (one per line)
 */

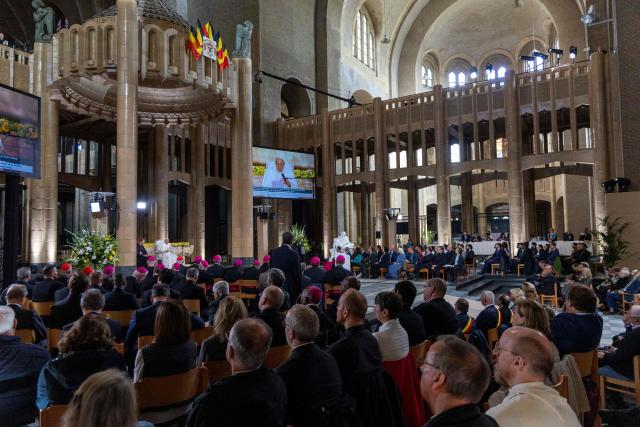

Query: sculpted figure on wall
left=233, top=20, right=254, bottom=58
left=32, top=0, right=55, bottom=43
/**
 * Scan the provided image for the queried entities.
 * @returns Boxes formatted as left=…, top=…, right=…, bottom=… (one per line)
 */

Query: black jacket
left=173, top=280, right=208, bottom=314
left=426, top=404, right=498, bottom=427
left=323, top=266, right=350, bottom=286
left=256, top=308, right=287, bottom=347
left=308, top=304, right=338, bottom=348
left=138, top=341, right=197, bottom=378
left=31, top=279, right=66, bottom=302
left=104, top=288, right=139, bottom=311
left=413, top=297, right=459, bottom=339
left=62, top=314, right=123, bottom=342
left=602, top=326, right=640, bottom=379
left=222, top=266, right=241, bottom=283
left=398, top=307, right=426, bottom=346
left=241, top=266, right=260, bottom=281
left=304, top=266, right=326, bottom=285
left=551, top=312, right=603, bottom=356
left=50, top=292, right=84, bottom=329
left=186, top=365, right=287, bottom=427
left=276, top=343, right=343, bottom=425
left=125, top=276, right=143, bottom=297
left=7, top=303, right=47, bottom=345
left=270, top=244, right=304, bottom=303
left=206, top=264, right=225, bottom=279
left=474, top=305, right=500, bottom=340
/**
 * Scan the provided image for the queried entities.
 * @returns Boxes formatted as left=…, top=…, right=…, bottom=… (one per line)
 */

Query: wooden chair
left=264, top=345, right=292, bottom=369
left=379, top=267, right=388, bottom=279
left=409, top=340, right=431, bottom=369
left=15, top=329, right=35, bottom=344
left=487, top=328, right=499, bottom=350
left=39, top=404, right=68, bottom=427
left=137, top=335, right=155, bottom=349
left=599, top=355, right=640, bottom=408
left=191, top=326, right=214, bottom=346
left=540, top=283, right=559, bottom=309
left=491, top=264, right=503, bottom=276
left=182, top=299, right=201, bottom=316
left=325, top=284, right=342, bottom=306
left=238, top=280, right=259, bottom=303
left=571, top=350, right=598, bottom=382
left=418, top=268, right=430, bottom=280
left=32, top=301, right=53, bottom=317
left=22, top=298, right=33, bottom=310
left=104, top=310, right=134, bottom=327
left=352, top=266, right=361, bottom=276
left=552, top=374, right=569, bottom=400
left=517, top=264, right=524, bottom=277
left=136, top=367, right=208, bottom=413
left=228, top=281, right=241, bottom=298
left=47, top=329, right=62, bottom=352
left=115, top=342, right=125, bottom=355
left=621, top=292, right=640, bottom=314
left=202, top=360, right=232, bottom=383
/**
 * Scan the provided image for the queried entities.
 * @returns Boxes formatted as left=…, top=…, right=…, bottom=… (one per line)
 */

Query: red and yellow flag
left=217, top=37, right=224, bottom=65
left=222, top=48, right=230, bottom=70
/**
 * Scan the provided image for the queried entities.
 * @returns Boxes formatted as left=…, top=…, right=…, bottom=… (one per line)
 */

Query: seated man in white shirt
left=487, top=326, right=581, bottom=427
left=373, top=291, right=409, bottom=362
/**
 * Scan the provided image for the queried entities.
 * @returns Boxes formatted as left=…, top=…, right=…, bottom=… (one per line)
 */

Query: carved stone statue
left=232, top=20, right=254, bottom=58
left=32, top=0, right=55, bottom=43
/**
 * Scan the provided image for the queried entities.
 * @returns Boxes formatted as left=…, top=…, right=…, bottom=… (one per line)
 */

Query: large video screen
left=0, top=84, right=40, bottom=178
left=252, top=147, right=315, bottom=199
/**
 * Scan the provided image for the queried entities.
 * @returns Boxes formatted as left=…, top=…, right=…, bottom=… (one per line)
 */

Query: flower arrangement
left=66, top=227, right=119, bottom=270
left=293, top=168, right=315, bottom=179
left=291, top=224, right=311, bottom=253
left=253, top=164, right=266, bottom=176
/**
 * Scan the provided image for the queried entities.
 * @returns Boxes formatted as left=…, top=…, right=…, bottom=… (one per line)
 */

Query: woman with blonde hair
left=521, top=281, right=539, bottom=302
left=198, top=296, right=248, bottom=363
left=511, top=298, right=551, bottom=339
left=62, top=369, right=153, bottom=427
left=508, top=288, right=524, bottom=308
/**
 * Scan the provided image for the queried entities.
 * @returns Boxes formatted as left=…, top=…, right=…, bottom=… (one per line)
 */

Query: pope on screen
left=261, top=156, right=298, bottom=189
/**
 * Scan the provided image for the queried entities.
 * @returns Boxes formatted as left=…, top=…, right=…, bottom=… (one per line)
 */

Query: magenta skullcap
left=263, top=255, right=271, bottom=262
left=102, top=265, right=114, bottom=275
left=213, top=255, right=222, bottom=263
left=200, top=260, right=209, bottom=268
left=336, top=255, right=345, bottom=264
left=147, top=255, right=155, bottom=262
left=310, top=256, right=321, bottom=266
left=156, top=263, right=165, bottom=271
left=136, top=266, right=148, bottom=274
left=307, top=286, right=323, bottom=302
left=234, top=258, right=243, bottom=267
left=254, top=259, right=261, bottom=266
left=173, top=262, right=181, bottom=271
left=193, top=255, right=203, bottom=263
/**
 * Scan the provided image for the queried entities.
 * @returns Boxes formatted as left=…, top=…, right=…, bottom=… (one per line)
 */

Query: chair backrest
left=138, top=335, right=155, bottom=349
left=202, top=360, right=232, bottom=383
left=47, top=328, right=62, bottom=352
left=264, top=345, right=292, bottom=369
left=39, top=404, right=69, bottom=427
left=238, top=280, right=259, bottom=300
left=135, top=366, right=208, bottom=410
left=115, top=342, right=125, bottom=355
left=487, top=328, right=499, bottom=350
left=15, top=329, right=35, bottom=344
left=408, top=340, right=431, bottom=369
left=552, top=374, right=569, bottom=400
left=191, top=325, right=214, bottom=346
left=182, top=299, right=201, bottom=316
left=571, top=350, right=598, bottom=382
left=32, top=301, right=53, bottom=317
left=104, top=310, right=134, bottom=327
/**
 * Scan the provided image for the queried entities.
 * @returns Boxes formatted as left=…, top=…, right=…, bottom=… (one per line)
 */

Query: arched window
left=421, top=66, right=433, bottom=88
left=448, top=72, right=457, bottom=87
left=497, top=66, right=507, bottom=78
left=353, top=8, right=376, bottom=70
left=486, top=68, right=496, bottom=80
left=458, top=72, right=466, bottom=86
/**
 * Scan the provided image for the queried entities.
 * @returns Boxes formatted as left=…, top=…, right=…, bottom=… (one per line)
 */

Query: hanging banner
left=202, top=36, right=216, bottom=60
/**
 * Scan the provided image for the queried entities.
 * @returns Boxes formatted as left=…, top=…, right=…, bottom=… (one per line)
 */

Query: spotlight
left=581, top=5, right=596, bottom=25
left=616, top=177, right=631, bottom=192
left=532, top=51, right=548, bottom=61
left=548, top=48, right=564, bottom=56
left=470, top=66, right=478, bottom=79
left=90, top=201, right=102, bottom=213
left=520, top=55, right=535, bottom=61
left=569, top=45, right=578, bottom=60
left=601, top=179, right=616, bottom=193
left=137, top=201, right=147, bottom=210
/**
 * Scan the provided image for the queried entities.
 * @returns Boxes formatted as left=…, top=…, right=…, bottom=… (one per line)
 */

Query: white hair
left=213, top=281, right=229, bottom=296
left=481, top=290, right=495, bottom=304
left=0, top=306, right=15, bottom=335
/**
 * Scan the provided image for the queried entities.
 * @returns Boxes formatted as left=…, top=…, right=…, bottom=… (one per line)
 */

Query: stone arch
left=417, top=51, right=440, bottom=90
left=281, top=79, right=312, bottom=119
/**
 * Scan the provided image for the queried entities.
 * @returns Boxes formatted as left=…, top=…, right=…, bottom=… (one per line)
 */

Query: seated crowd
left=0, top=230, right=639, bottom=427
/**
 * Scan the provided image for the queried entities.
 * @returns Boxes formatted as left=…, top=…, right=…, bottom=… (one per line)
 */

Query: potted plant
left=591, top=216, right=631, bottom=268
left=290, top=224, right=311, bottom=254
left=66, top=227, right=119, bottom=270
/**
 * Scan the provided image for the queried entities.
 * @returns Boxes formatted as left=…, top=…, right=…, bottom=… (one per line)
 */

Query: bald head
left=228, top=318, right=272, bottom=371
left=259, top=285, right=284, bottom=311
left=494, top=326, right=553, bottom=386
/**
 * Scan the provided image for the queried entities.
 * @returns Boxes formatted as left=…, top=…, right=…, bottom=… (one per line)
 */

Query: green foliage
left=290, top=224, right=311, bottom=253
left=426, top=230, right=435, bottom=245
left=591, top=216, right=631, bottom=268
left=66, top=227, right=119, bottom=270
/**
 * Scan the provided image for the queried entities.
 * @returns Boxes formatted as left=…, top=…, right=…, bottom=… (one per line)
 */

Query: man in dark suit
left=173, top=267, right=208, bottom=318
left=196, top=260, right=213, bottom=286
left=473, top=291, right=501, bottom=341
left=241, top=259, right=261, bottom=281
left=303, top=256, right=326, bottom=285
left=62, top=289, right=122, bottom=341
left=125, top=267, right=147, bottom=297
left=431, top=246, right=448, bottom=278
left=50, top=273, right=90, bottom=329
left=136, top=237, right=148, bottom=267
left=551, top=285, right=602, bottom=356
left=124, top=284, right=204, bottom=354
left=269, top=231, right=304, bottom=303
left=5, top=284, right=47, bottom=346
left=206, top=255, right=225, bottom=279
left=323, top=255, right=350, bottom=286
left=598, top=304, right=640, bottom=381
left=104, top=274, right=139, bottom=311
left=444, top=247, right=465, bottom=281
left=31, top=264, right=66, bottom=302
left=301, top=286, right=337, bottom=348
left=140, top=269, right=181, bottom=307
left=413, top=278, right=459, bottom=340
left=186, top=319, right=287, bottom=427
left=255, top=285, right=287, bottom=347
left=0, top=267, right=34, bottom=304
left=372, top=248, right=391, bottom=279
left=393, top=280, right=426, bottom=346
left=206, top=280, right=229, bottom=323
left=276, top=305, right=345, bottom=425
left=223, top=259, right=243, bottom=283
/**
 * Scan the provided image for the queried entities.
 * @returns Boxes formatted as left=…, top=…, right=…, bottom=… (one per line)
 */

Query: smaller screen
left=0, top=84, right=40, bottom=178
left=252, top=147, right=315, bottom=199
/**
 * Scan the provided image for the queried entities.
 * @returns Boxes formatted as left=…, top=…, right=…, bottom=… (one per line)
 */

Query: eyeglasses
left=420, top=359, right=440, bottom=373
left=493, top=343, right=519, bottom=356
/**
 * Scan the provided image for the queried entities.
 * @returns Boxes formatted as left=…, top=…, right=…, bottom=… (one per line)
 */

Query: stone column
left=460, top=172, right=474, bottom=235
left=192, top=123, right=206, bottom=258
left=360, top=182, right=371, bottom=247
left=434, top=86, right=451, bottom=245
left=256, top=219, right=269, bottom=259
left=522, top=169, right=536, bottom=238
left=153, top=126, right=168, bottom=241
left=115, top=0, right=139, bottom=270
left=321, top=108, right=333, bottom=257
left=387, top=219, right=397, bottom=249
left=29, top=42, right=58, bottom=265
left=374, top=97, right=389, bottom=247
left=477, top=184, right=487, bottom=236
left=549, top=176, right=558, bottom=231
left=230, top=56, right=254, bottom=260
left=505, top=70, right=525, bottom=254
left=589, top=51, right=609, bottom=236
left=407, top=176, right=419, bottom=243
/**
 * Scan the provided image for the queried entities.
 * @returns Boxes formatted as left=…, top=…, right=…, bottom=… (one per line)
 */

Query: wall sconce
left=601, top=179, right=616, bottom=193
left=616, top=177, right=631, bottom=192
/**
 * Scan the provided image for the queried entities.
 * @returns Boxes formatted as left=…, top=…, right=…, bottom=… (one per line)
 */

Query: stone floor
left=359, top=277, right=625, bottom=347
